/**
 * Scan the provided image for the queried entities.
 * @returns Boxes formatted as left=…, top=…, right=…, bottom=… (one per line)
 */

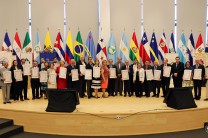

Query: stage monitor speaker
left=46, top=89, right=79, bottom=113
left=164, top=87, right=197, bottom=110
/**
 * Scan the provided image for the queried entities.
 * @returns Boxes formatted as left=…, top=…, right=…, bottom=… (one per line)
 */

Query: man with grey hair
left=67, top=59, right=78, bottom=90
left=121, top=60, right=131, bottom=97
left=0, top=61, right=12, bottom=104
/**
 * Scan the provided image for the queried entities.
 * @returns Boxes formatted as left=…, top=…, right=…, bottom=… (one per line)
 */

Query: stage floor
left=0, top=87, right=208, bottom=114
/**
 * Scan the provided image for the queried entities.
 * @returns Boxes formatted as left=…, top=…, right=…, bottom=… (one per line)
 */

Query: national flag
left=34, top=32, right=41, bottom=63
left=12, top=32, right=22, bottom=65
left=177, top=33, right=187, bottom=64
left=129, top=32, right=140, bottom=62
left=96, top=38, right=107, bottom=63
left=169, top=32, right=176, bottom=53
left=65, top=31, right=74, bottom=64
left=44, top=31, right=53, bottom=52
left=2, top=32, right=12, bottom=51
left=86, top=31, right=96, bottom=61
left=205, top=41, right=208, bottom=53
left=22, top=31, right=32, bottom=53
left=74, top=31, right=84, bottom=62
left=196, top=33, right=204, bottom=53
left=119, top=32, right=129, bottom=63
left=139, top=32, right=151, bottom=64
left=107, top=32, right=117, bottom=63
left=187, top=33, right=195, bottom=66
left=158, top=33, right=168, bottom=61
left=149, top=32, right=159, bottom=63
left=54, top=32, right=65, bottom=61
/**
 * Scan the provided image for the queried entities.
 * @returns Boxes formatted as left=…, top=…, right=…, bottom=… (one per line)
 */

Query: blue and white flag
left=119, top=32, right=129, bottom=62
left=150, top=32, right=159, bottom=63
left=86, top=31, right=96, bottom=60
left=169, top=32, right=176, bottom=53
left=177, top=33, right=187, bottom=64
left=107, top=32, right=117, bottom=63
left=187, top=33, right=195, bottom=66
left=34, top=32, right=41, bottom=63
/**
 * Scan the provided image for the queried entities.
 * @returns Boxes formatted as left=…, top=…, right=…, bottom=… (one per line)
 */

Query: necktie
left=196, top=64, right=198, bottom=69
left=119, top=63, right=120, bottom=70
left=176, top=63, right=178, bottom=68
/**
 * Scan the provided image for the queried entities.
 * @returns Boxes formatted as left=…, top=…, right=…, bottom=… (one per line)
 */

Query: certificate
left=31, top=68, right=39, bottom=78
left=93, top=67, right=100, bottom=78
left=122, top=70, right=129, bottom=80
left=40, top=71, right=48, bottom=82
left=183, top=70, right=192, bottom=81
left=109, top=68, right=116, bottom=78
left=193, top=69, right=202, bottom=80
left=71, top=69, right=79, bottom=81
left=59, top=67, right=67, bottom=79
left=154, top=70, right=161, bottom=80
left=146, top=70, right=153, bottom=81
left=206, top=68, right=208, bottom=79
left=163, top=66, right=171, bottom=77
left=23, top=65, right=31, bottom=75
left=80, top=65, right=86, bottom=75
left=49, top=73, right=56, bottom=84
left=14, top=70, right=23, bottom=81
left=85, top=69, right=92, bottom=80
left=139, top=70, right=144, bottom=81
left=3, top=71, right=12, bottom=83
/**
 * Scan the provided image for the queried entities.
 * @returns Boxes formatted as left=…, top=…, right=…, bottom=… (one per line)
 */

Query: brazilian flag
left=74, top=31, right=84, bottom=62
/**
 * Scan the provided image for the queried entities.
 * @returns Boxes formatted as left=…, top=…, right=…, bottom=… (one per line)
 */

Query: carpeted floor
left=10, top=128, right=208, bottom=138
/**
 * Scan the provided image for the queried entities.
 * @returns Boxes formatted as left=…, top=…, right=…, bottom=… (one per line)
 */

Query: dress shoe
left=152, top=95, right=156, bottom=97
left=156, top=95, right=159, bottom=98
left=32, top=98, right=35, bottom=100
left=36, top=97, right=40, bottom=99
left=3, top=102, right=6, bottom=104
left=124, top=94, right=127, bottom=97
left=204, top=98, right=208, bottom=101
left=20, top=98, right=24, bottom=101
left=161, top=95, right=165, bottom=97
left=24, top=98, right=30, bottom=100
left=7, top=101, right=11, bottom=103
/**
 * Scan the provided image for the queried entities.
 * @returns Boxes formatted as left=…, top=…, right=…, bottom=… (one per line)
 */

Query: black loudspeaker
left=164, top=87, right=197, bottom=110
left=46, top=89, right=80, bottom=113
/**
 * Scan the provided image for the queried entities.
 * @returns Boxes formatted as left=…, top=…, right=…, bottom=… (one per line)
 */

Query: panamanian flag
left=96, top=38, right=107, bottom=64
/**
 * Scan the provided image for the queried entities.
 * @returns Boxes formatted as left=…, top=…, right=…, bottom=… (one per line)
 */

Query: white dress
left=47, top=68, right=57, bottom=88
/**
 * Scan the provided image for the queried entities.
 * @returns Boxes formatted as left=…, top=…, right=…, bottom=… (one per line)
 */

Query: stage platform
left=0, top=88, right=208, bottom=136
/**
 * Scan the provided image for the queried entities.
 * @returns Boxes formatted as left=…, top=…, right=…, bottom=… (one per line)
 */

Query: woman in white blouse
left=47, top=63, right=57, bottom=88
left=133, top=63, right=144, bottom=97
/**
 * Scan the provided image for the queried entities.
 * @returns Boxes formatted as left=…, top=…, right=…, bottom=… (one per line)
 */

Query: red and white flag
left=96, top=38, right=107, bottom=63
left=195, top=33, right=204, bottom=53
left=139, top=32, right=151, bottom=64
left=158, top=33, right=168, bottom=61
left=12, top=32, right=22, bottom=65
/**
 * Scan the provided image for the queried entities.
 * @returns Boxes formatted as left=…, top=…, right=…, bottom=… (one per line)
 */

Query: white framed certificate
left=40, top=71, right=48, bottom=82
left=14, top=70, right=23, bottom=81
left=183, top=70, right=192, bottom=81
left=163, top=66, right=171, bottom=77
left=3, top=71, right=12, bottom=83
left=139, top=70, right=145, bottom=81
left=93, top=67, right=100, bottom=78
left=49, top=73, right=56, bottom=84
left=85, top=69, right=92, bottom=80
left=59, top=67, right=67, bottom=79
left=32, top=68, right=39, bottom=78
left=154, top=70, right=161, bottom=80
left=23, top=64, right=31, bottom=75
left=193, top=69, right=202, bottom=80
left=80, top=65, right=86, bottom=75
left=109, top=68, right=116, bottom=78
left=146, top=70, right=153, bottom=81
left=205, top=68, right=208, bottom=79
left=122, top=70, right=129, bottom=80
left=71, top=69, right=79, bottom=81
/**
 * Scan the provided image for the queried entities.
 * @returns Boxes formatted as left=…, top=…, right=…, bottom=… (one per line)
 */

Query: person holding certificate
left=76, top=56, right=87, bottom=98
left=193, top=59, right=205, bottom=100
left=171, top=57, right=184, bottom=88
left=47, top=63, right=57, bottom=88
left=161, top=58, right=172, bottom=97
left=101, top=60, right=109, bottom=98
left=121, top=60, right=131, bottom=97
left=143, top=60, right=152, bottom=97
left=85, top=57, right=94, bottom=99
left=21, top=58, right=30, bottom=100
left=67, top=59, right=78, bottom=90
left=40, top=62, right=49, bottom=99
left=31, top=61, right=40, bottom=100
left=0, top=61, right=12, bottom=104
left=91, top=59, right=101, bottom=99
left=183, top=61, right=193, bottom=86
left=107, top=59, right=117, bottom=96
left=10, top=60, right=24, bottom=102
left=152, top=61, right=162, bottom=98
left=133, top=63, right=144, bottom=97
left=38, top=58, right=45, bottom=70
left=129, top=58, right=138, bottom=96
left=56, top=60, right=67, bottom=89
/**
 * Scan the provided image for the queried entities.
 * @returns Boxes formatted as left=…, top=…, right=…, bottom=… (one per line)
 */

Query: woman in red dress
left=56, top=60, right=67, bottom=89
left=101, top=60, right=109, bottom=98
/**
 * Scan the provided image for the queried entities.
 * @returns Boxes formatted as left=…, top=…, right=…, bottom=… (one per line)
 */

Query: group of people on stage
left=0, top=55, right=208, bottom=104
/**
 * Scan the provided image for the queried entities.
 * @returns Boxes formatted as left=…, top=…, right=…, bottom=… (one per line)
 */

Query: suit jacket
left=10, top=65, right=23, bottom=82
left=161, top=64, right=172, bottom=78
left=114, top=62, right=125, bottom=75
left=171, top=62, right=184, bottom=78
left=107, top=64, right=117, bottom=79
left=76, top=60, right=87, bottom=74
left=121, top=65, right=131, bottom=75
left=0, top=67, right=11, bottom=86
left=152, top=65, right=162, bottom=80
left=193, top=64, right=205, bottom=80
left=129, top=64, right=137, bottom=76
left=67, top=65, right=77, bottom=81
left=143, top=65, right=153, bottom=81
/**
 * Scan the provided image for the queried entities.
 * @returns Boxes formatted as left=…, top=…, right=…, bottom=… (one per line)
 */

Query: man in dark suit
left=67, top=59, right=78, bottom=90
left=31, top=61, right=40, bottom=100
left=85, top=57, right=94, bottom=99
left=114, top=57, right=125, bottom=96
left=152, top=61, right=161, bottom=97
left=21, top=58, right=29, bottom=100
left=129, top=58, right=138, bottom=96
left=172, top=57, right=184, bottom=88
left=121, top=60, right=131, bottom=97
left=161, top=58, right=172, bottom=97
left=76, top=56, right=87, bottom=98
left=107, top=59, right=117, bottom=96
left=193, top=59, right=205, bottom=100
left=143, top=60, right=152, bottom=97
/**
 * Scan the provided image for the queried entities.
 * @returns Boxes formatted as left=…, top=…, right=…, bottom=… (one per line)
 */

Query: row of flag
left=1, top=30, right=207, bottom=66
